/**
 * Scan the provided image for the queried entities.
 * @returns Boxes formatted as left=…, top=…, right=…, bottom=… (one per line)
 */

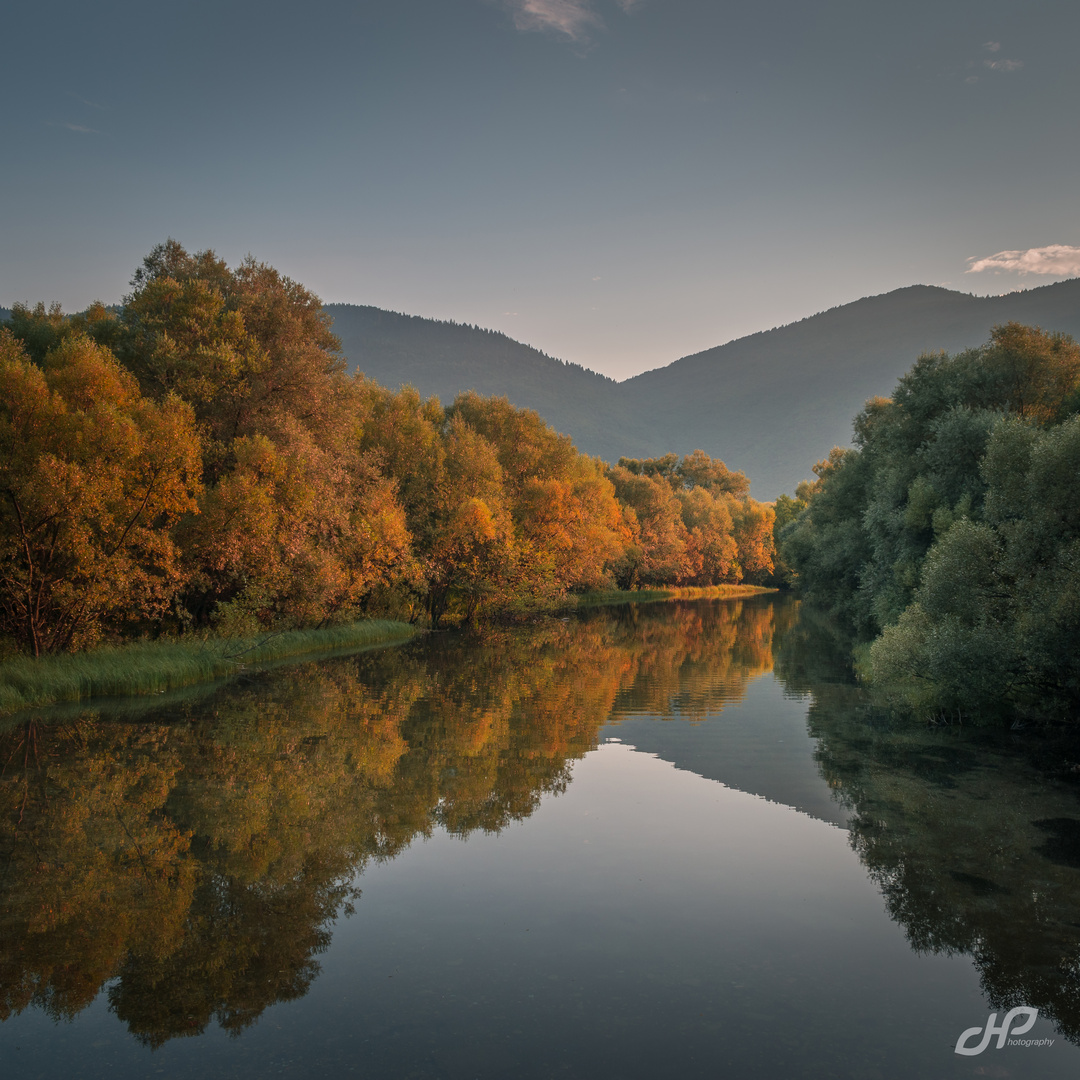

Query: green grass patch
left=0, top=620, right=417, bottom=715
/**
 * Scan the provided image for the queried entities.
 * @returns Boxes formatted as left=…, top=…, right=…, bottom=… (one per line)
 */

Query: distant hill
left=324, top=305, right=655, bottom=460
left=330, top=280, right=1080, bottom=499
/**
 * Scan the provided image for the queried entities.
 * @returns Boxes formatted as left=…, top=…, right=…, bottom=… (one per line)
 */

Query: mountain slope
left=329, top=280, right=1080, bottom=498
left=326, top=305, right=658, bottom=460
left=621, top=279, right=1080, bottom=496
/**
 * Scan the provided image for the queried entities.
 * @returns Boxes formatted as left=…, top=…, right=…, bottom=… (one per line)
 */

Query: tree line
left=0, top=241, right=777, bottom=654
left=779, top=321, right=1080, bottom=721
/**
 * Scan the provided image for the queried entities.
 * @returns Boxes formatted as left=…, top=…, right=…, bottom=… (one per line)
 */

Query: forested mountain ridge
left=328, top=279, right=1080, bottom=499
left=324, top=305, right=650, bottom=461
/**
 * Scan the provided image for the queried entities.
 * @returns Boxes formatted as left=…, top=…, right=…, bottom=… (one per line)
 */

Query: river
left=3, top=596, right=1080, bottom=1078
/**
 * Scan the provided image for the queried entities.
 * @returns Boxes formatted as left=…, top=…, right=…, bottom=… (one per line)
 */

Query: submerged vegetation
left=0, top=241, right=779, bottom=671
left=780, top=322, right=1080, bottom=723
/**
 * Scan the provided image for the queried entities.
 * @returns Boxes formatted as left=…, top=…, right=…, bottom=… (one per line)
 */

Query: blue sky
left=4, top=0, right=1079, bottom=378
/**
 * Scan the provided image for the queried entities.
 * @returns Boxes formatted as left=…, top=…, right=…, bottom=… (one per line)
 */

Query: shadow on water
left=3, top=594, right=1080, bottom=1053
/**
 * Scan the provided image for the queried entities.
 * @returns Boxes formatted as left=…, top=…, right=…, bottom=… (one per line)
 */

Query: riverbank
left=0, top=587, right=779, bottom=716
left=571, top=584, right=777, bottom=608
left=0, top=620, right=418, bottom=715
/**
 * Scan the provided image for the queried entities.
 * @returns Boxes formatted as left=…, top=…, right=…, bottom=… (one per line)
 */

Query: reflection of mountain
left=600, top=596, right=851, bottom=826
left=770, top=610, right=1080, bottom=1045
left=605, top=678, right=849, bottom=829
left=0, top=598, right=785, bottom=1046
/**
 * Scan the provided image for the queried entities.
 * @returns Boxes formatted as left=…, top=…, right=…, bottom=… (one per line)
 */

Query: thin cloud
left=70, top=93, right=108, bottom=110
left=966, top=245, right=1080, bottom=276
left=983, top=41, right=1001, bottom=53
left=49, top=121, right=101, bottom=134
left=506, top=0, right=603, bottom=40
left=984, top=57, right=1023, bottom=72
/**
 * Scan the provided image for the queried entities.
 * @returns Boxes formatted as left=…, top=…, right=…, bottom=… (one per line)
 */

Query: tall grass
left=0, top=620, right=417, bottom=715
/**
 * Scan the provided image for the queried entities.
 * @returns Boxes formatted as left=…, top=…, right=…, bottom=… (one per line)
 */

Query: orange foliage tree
left=0, top=331, right=201, bottom=653
left=114, top=242, right=414, bottom=629
left=1, top=245, right=781, bottom=650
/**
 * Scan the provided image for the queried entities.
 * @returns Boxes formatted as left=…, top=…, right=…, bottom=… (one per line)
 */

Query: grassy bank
left=0, top=620, right=417, bottom=715
left=571, top=584, right=778, bottom=608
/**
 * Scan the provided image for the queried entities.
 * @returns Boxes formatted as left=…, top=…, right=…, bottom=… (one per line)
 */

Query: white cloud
left=984, top=57, right=1023, bottom=72
left=505, top=0, right=603, bottom=40
left=966, top=245, right=1080, bottom=276
left=500, top=0, right=639, bottom=42
left=983, top=41, right=1001, bottom=53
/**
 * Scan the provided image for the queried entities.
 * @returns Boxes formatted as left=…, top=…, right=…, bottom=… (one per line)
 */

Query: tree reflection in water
left=0, top=598, right=782, bottom=1046
left=772, top=606, right=1080, bottom=1045
left=7, top=596, right=1080, bottom=1051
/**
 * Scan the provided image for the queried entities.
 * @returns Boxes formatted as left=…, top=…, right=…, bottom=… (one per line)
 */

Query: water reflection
left=788, top=675, right=1080, bottom=1046
left=768, top=601, right=1080, bottom=1047
left=4, top=593, right=1080, bottom=1064
left=0, top=598, right=784, bottom=1047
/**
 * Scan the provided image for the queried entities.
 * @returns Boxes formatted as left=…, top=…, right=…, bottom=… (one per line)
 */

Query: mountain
left=620, top=280, right=1080, bottom=498
left=324, top=305, right=658, bottom=460
left=329, top=279, right=1080, bottom=499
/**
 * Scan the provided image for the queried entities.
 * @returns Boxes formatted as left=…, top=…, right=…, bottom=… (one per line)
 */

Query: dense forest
left=780, top=322, right=1080, bottom=722
left=0, top=241, right=777, bottom=656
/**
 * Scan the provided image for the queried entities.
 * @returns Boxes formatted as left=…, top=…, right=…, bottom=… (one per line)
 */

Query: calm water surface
left=3, top=597, right=1080, bottom=1078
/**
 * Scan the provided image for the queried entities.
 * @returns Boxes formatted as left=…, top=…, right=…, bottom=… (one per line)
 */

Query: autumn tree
left=419, top=415, right=513, bottom=625
left=609, top=452, right=770, bottom=586
left=0, top=331, right=201, bottom=653
left=105, top=241, right=414, bottom=630
left=450, top=393, right=630, bottom=595
left=606, top=466, right=692, bottom=586
left=617, top=449, right=750, bottom=499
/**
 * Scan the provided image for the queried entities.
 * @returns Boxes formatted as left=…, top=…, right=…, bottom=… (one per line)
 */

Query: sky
left=3, top=0, right=1079, bottom=379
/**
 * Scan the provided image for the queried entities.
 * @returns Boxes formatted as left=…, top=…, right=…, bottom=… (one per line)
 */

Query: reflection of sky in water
left=9, top=735, right=1080, bottom=1078
left=607, top=674, right=850, bottom=828
left=4, top=600, right=1080, bottom=1078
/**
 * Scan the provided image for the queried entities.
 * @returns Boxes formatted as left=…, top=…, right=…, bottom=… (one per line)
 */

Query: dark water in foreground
left=3, top=597, right=1080, bottom=1078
